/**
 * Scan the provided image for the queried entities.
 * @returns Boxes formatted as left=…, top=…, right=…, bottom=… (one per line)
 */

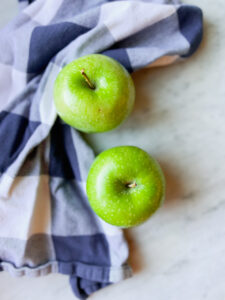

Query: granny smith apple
left=86, top=146, right=165, bottom=227
left=54, top=54, right=135, bottom=133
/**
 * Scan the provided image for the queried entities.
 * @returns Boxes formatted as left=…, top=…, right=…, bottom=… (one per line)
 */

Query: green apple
left=86, top=146, right=165, bottom=227
left=54, top=54, right=135, bottom=133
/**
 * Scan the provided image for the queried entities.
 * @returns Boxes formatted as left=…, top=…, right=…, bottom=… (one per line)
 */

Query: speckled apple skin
left=86, top=146, right=165, bottom=228
left=54, top=54, right=135, bottom=133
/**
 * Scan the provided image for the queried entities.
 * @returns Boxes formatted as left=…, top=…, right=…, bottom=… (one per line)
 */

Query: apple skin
left=54, top=54, right=135, bottom=133
left=86, top=146, right=165, bottom=228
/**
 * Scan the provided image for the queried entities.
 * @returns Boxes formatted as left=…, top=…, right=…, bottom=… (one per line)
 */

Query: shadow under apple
left=123, top=228, right=145, bottom=274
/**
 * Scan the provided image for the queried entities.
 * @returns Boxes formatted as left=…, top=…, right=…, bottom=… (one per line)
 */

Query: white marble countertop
left=0, top=0, right=224, bottom=299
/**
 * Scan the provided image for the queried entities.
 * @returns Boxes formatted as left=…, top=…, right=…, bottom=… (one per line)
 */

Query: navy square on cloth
left=0, top=111, right=40, bottom=173
left=52, top=234, right=110, bottom=266
left=49, top=118, right=81, bottom=180
left=28, top=22, right=89, bottom=73
left=102, top=49, right=133, bottom=73
left=177, top=6, right=203, bottom=57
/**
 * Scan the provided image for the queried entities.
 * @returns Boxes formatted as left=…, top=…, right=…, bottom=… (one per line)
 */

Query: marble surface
left=1, top=0, right=225, bottom=299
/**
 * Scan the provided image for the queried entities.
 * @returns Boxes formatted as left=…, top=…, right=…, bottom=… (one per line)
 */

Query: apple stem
left=126, top=182, right=137, bottom=188
left=81, top=69, right=95, bottom=90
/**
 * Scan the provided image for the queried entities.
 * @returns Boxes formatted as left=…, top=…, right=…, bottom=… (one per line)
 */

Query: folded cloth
left=0, top=0, right=202, bottom=298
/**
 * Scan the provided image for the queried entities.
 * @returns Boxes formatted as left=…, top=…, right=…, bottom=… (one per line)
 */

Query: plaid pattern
left=0, top=0, right=203, bottom=299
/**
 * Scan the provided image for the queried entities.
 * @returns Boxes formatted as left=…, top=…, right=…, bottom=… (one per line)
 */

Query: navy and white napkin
left=0, top=0, right=203, bottom=298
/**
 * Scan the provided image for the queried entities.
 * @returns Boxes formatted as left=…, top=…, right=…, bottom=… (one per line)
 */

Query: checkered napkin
left=0, top=0, right=202, bottom=298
